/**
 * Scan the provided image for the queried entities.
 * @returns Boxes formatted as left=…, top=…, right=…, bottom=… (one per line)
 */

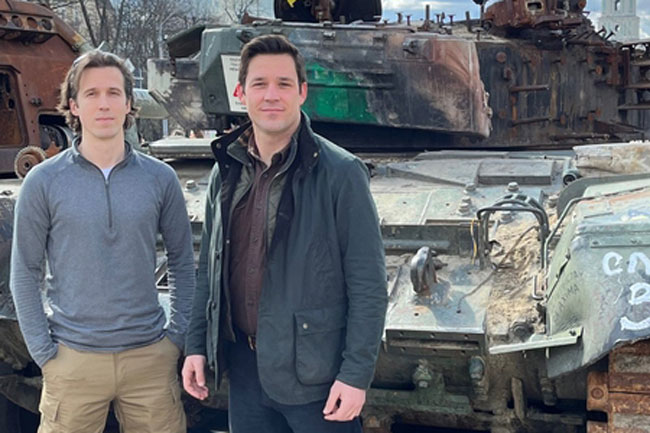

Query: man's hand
left=322, top=380, right=366, bottom=421
left=182, top=355, right=209, bottom=400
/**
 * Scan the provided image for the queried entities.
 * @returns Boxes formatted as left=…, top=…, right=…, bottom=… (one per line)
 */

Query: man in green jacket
left=182, top=34, right=387, bottom=433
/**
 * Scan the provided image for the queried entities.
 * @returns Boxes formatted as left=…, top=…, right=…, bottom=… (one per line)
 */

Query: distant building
left=599, top=0, right=640, bottom=41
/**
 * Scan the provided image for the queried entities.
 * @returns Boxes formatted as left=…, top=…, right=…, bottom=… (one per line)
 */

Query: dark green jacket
left=185, top=115, right=387, bottom=405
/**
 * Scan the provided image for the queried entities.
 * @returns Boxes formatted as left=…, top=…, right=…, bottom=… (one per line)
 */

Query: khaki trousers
left=38, top=337, right=186, bottom=433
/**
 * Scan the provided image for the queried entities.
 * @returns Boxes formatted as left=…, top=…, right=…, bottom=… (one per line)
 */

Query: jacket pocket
left=294, top=303, right=347, bottom=385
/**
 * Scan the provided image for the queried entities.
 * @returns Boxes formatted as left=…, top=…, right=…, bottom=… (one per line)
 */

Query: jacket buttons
left=302, top=323, right=309, bottom=330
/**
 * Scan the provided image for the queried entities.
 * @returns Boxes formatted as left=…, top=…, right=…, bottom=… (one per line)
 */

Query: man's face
left=69, top=66, right=130, bottom=142
left=238, top=54, right=307, bottom=138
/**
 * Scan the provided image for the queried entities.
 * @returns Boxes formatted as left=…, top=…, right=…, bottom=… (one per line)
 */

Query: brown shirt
left=228, top=135, right=292, bottom=337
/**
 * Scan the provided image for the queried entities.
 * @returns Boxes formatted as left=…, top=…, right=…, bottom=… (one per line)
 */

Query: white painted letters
left=629, top=252, right=650, bottom=275
left=628, top=282, right=650, bottom=305
left=621, top=316, right=650, bottom=331
left=602, top=251, right=623, bottom=276
left=602, top=251, right=650, bottom=332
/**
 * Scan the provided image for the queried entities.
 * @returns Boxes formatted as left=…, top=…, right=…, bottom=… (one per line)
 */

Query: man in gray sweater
left=10, top=51, right=195, bottom=433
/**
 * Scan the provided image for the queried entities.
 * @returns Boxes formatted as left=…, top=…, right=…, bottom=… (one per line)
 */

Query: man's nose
left=98, top=93, right=110, bottom=109
left=264, top=84, right=280, bottom=100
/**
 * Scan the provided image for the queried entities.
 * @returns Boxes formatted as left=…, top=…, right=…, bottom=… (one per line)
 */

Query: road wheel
left=13, top=146, right=47, bottom=179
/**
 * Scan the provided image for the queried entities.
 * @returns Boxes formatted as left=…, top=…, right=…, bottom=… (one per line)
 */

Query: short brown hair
left=57, top=50, right=138, bottom=133
left=238, top=35, right=307, bottom=90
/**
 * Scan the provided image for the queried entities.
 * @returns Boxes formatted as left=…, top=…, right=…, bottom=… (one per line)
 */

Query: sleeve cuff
left=335, top=372, right=373, bottom=391
left=34, top=344, right=58, bottom=369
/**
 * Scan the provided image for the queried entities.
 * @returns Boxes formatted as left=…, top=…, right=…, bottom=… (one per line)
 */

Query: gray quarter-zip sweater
left=10, top=140, right=195, bottom=367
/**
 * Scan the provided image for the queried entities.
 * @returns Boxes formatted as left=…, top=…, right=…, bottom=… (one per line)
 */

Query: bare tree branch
left=48, top=1, right=78, bottom=9
left=113, top=0, right=126, bottom=47
left=223, top=0, right=257, bottom=23
left=38, top=0, right=221, bottom=84
left=78, top=0, right=98, bottom=47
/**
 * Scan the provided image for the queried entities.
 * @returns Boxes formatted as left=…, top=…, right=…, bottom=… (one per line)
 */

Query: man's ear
left=235, top=83, right=245, bottom=104
left=299, top=81, right=308, bottom=105
left=69, top=98, right=79, bottom=116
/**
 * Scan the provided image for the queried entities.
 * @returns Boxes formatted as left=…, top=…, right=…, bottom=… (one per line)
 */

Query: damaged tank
left=158, top=143, right=650, bottom=433
left=0, top=0, right=92, bottom=177
left=3, top=140, right=650, bottom=432
left=0, top=0, right=167, bottom=178
left=143, top=1, right=650, bottom=431
left=361, top=144, right=650, bottom=432
left=0, top=1, right=89, bottom=427
left=147, top=0, right=650, bottom=152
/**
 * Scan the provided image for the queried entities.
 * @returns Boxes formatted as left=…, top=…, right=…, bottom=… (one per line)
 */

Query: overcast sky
left=381, top=1, right=650, bottom=38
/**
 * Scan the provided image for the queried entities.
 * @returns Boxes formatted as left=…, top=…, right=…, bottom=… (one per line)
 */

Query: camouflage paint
left=301, top=62, right=378, bottom=123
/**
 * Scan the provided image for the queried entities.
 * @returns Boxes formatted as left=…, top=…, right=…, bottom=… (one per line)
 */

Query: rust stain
left=587, top=421, right=608, bottom=433
left=588, top=371, right=609, bottom=412
left=604, top=189, right=650, bottom=206
left=483, top=0, right=586, bottom=30
left=610, top=374, right=650, bottom=394
left=609, top=393, right=650, bottom=415
left=587, top=341, right=650, bottom=432
left=611, top=341, right=650, bottom=358
left=0, top=0, right=80, bottom=174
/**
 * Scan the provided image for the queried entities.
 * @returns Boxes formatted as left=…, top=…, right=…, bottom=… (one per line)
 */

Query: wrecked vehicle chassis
left=1, top=146, right=650, bottom=431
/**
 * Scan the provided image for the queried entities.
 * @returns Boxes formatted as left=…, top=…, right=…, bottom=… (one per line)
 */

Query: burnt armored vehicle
left=151, top=145, right=650, bottom=433
left=148, top=0, right=649, bottom=151
left=0, top=0, right=167, bottom=178
left=0, top=0, right=92, bottom=177
left=360, top=145, right=650, bottom=433
left=143, top=1, right=650, bottom=432
left=2, top=144, right=650, bottom=432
